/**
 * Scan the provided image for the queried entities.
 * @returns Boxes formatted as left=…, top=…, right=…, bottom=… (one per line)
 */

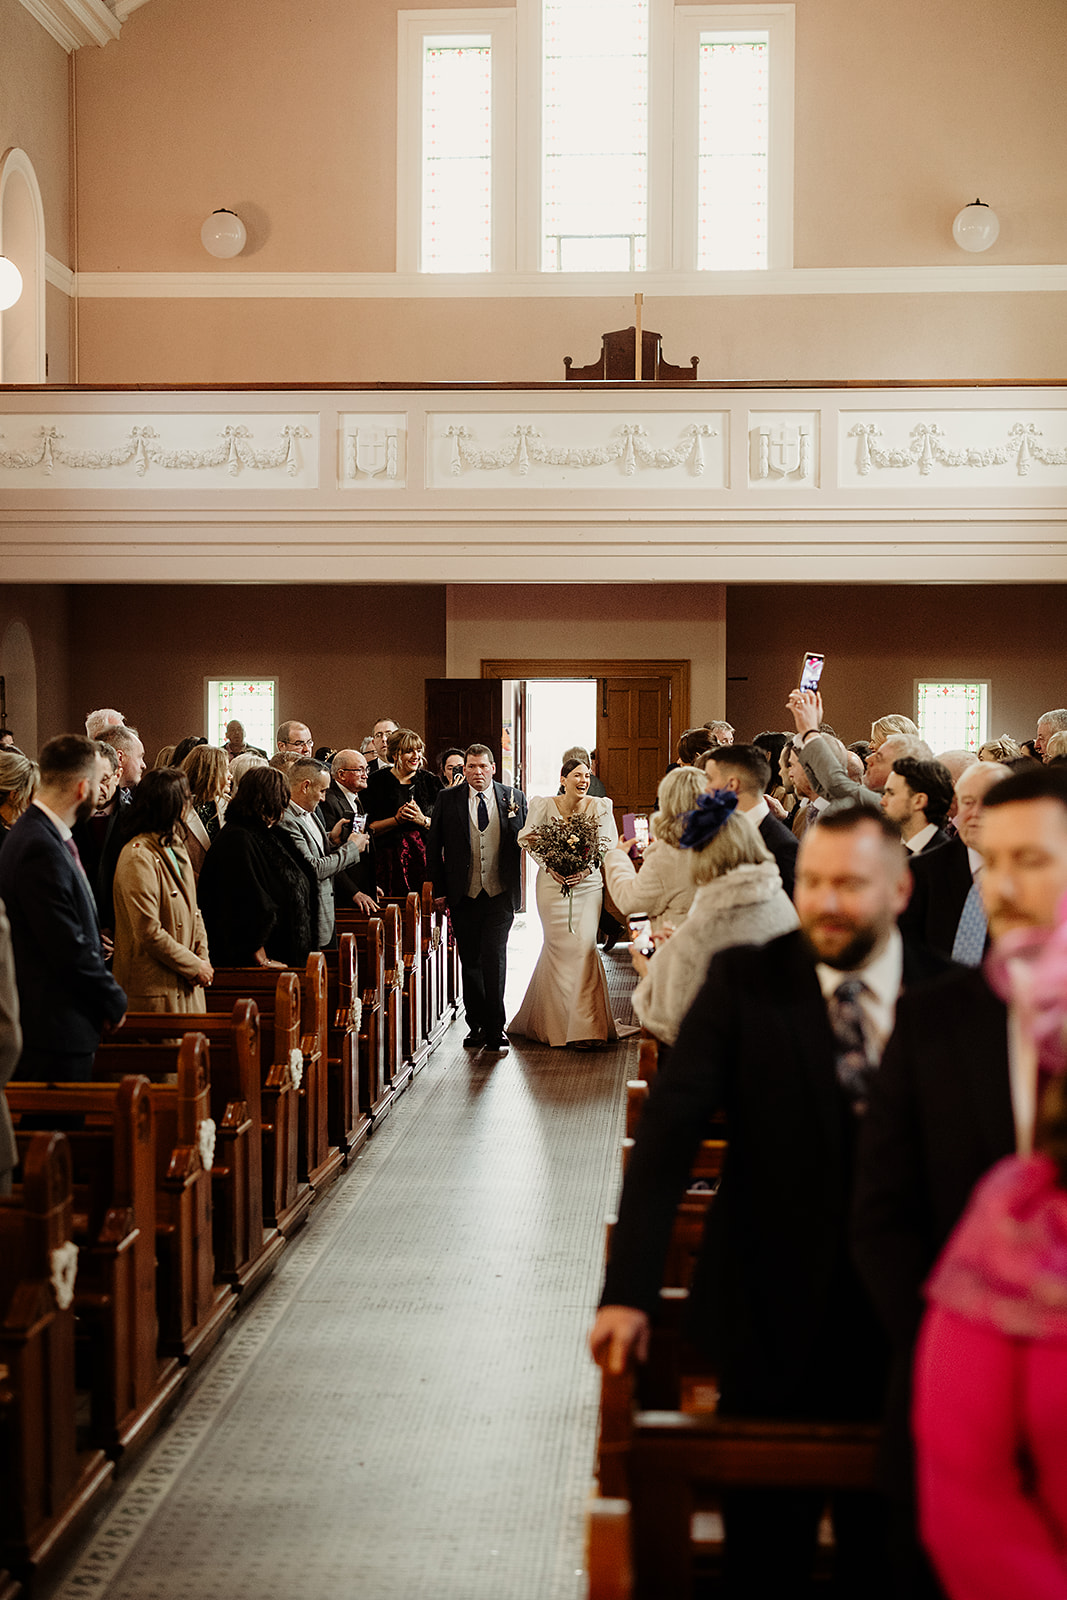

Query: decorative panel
left=748, top=411, right=819, bottom=488
left=427, top=412, right=728, bottom=489
left=0, top=413, right=319, bottom=489
left=338, top=414, right=407, bottom=489
left=839, top=409, right=1067, bottom=489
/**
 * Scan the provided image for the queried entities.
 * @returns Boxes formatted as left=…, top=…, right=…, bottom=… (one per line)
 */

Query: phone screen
left=800, top=653, right=825, bottom=693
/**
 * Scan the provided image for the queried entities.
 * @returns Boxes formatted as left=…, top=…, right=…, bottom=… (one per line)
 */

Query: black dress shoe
left=482, top=1035, right=510, bottom=1053
left=462, top=1030, right=484, bottom=1048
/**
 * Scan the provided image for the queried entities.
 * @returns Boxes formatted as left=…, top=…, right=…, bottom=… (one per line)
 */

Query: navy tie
left=477, top=793, right=489, bottom=832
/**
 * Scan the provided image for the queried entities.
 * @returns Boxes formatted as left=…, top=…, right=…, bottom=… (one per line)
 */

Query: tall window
left=541, top=0, right=649, bottom=271
left=398, top=2, right=793, bottom=273
left=206, top=678, right=276, bottom=754
left=916, top=681, right=989, bottom=754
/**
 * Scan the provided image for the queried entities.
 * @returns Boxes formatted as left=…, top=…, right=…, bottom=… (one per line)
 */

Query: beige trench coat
left=112, top=833, right=209, bottom=1013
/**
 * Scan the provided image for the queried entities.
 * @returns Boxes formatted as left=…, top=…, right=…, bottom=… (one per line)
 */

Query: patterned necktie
left=477, top=793, right=489, bottom=832
left=828, top=978, right=873, bottom=1107
left=64, top=836, right=89, bottom=879
left=952, top=877, right=987, bottom=967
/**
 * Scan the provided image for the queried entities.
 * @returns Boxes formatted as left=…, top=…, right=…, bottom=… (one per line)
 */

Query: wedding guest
left=1035, top=710, right=1067, bottom=761
left=180, top=743, right=230, bottom=874
left=1046, top=732, right=1067, bottom=765
left=275, top=720, right=314, bottom=757
left=977, top=735, right=1023, bottom=763
left=703, top=743, right=800, bottom=898
left=0, top=749, right=39, bottom=851
left=223, top=719, right=266, bottom=759
left=364, top=728, right=442, bottom=895
left=438, top=747, right=466, bottom=786
left=0, top=731, right=17, bottom=751
left=112, top=768, right=213, bottom=1013
left=366, top=717, right=398, bottom=774
left=153, top=744, right=177, bottom=768
left=628, top=793, right=797, bottom=1046
left=703, top=719, right=734, bottom=745
left=0, top=898, right=20, bottom=1195
left=197, top=766, right=315, bottom=968
left=85, top=707, right=126, bottom=740
left=602, top=766, right=705, bottom=932
left=229, top=751, right=268, bottom=791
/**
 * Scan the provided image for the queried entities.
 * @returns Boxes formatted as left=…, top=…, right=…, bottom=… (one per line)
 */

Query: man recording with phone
left=317, top=749, right=379, bottom=914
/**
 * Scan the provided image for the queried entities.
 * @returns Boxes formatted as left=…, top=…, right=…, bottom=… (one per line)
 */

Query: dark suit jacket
left=852, top=965, right=1014, bottom=1494
left=601, top=930, right=948, bottom=1417
left=317, top=777, right=376, bottom=902
left=912, top=826, right=950, bottom=856
left=758, top=810, right=799, bottom=899
left=426, top=780, right=527, bottom=913
left=898, top=833, right=974, bottom=959
left=0, top=805, right=126, bottom=1060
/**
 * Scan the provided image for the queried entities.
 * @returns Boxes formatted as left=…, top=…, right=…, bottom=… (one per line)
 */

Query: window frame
left=204, top=676, right=278, bottom=754
left=914, top=678, right=990, bottom=754
left=397, top=9, right=517, bottom=274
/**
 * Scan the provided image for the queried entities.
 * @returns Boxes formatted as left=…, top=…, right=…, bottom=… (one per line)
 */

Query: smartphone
left=800, top=652, right=825, bottom=694
left=633, top=816, right=650, bottom=850
left=351, top=814, right=367, bottom=833
left=628, top=914, right=654, bottom=958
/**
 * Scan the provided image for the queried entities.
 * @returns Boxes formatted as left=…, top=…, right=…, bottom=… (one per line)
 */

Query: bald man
left=317, top=749, right=378, bottom=913
left=898, top=760, right=1009, bottom=961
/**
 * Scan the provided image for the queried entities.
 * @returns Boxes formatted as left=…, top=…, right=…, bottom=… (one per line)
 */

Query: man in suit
left=703, top=742, right=799, bottom=898
left=853, top=764, right=1067, bottom=1597
left=0, top=898, right=20, bottom=1194
left=366, top=717, right=398, bottom=775
left=899, top=758, right=1009, bottom=962
left=427, top=743, right=526, bottom=1054
left=277, top=756, right=367, bottom=949
left=879, top=756, right=954, bottom=857
left=0, top=735, right=127, bottom=1082
left=590, top=806, right=947, bottom=1595
left=317, top=749, right=378, bottom=913
left=789, top=688, right=933, bottom=802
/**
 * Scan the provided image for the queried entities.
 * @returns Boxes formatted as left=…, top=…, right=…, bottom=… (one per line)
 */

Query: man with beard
left=589, top=806, right=947, bottom=1597
left=0, top=735, right=126, bottom=1081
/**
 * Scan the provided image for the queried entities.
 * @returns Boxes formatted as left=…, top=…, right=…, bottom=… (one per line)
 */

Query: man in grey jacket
left=277, top=757, right=368, bottom=949
left=788, top=690, right=932, bottom=804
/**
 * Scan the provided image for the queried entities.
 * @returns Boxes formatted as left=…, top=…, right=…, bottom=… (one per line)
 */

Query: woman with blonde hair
left=229, top=750, right=268, bottom=791
left=602, top=766, right=705, bottom=933
left=870, top=712, right=920, bottom=747
left=978, top=735, right=1023, bottom=763
left=630, top=790, right=797, bottom=1046
left=0, top=750, right=39, bottom=850
left=180, top=743, right=230, bottom=875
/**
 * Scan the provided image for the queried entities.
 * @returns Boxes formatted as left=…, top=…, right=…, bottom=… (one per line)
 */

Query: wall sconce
left=200, top=209, right=247, bottom=259
left=952, top=199, right=1000, bottom=253
left=0, top=255, right=23, bottom=310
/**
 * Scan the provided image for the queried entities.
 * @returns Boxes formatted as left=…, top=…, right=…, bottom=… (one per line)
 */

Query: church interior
left=0, top=0, right=1065, bottom=1594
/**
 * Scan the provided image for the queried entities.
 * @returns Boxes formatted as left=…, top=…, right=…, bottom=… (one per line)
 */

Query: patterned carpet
left=46, top=919, right=637, bottom=1600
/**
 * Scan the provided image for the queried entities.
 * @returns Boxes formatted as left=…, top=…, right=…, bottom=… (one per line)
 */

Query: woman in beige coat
left=601, top=765, right=706, bottom=934
left=112, top=768, right=213, bottom=1013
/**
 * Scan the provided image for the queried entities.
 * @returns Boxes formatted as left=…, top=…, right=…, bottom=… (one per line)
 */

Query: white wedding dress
left=508, top=794, right=619, bottom=1048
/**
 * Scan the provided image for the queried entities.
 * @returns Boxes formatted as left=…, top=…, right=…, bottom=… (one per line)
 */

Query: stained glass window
left=207, top=679, right=276, bottom=755
left=422, top=39, right=493, bottom=272
left=697, top=33, right=769, bottom=270
left=542, top=0, right=649, bottom=272
left=916, top=682, right=989, bottom=754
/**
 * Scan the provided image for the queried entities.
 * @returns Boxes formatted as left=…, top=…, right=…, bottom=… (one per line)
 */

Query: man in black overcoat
left=427, top=743, right=526, bottom=1053
left=591, top=806, right=947, bottom=1595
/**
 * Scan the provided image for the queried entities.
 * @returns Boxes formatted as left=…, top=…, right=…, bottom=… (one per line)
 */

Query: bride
left=508, top=759, right=618, bottom=1049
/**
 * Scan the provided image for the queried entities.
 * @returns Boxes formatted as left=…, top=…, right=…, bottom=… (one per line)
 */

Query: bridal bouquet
left=526, top=811, right=607, bottom=929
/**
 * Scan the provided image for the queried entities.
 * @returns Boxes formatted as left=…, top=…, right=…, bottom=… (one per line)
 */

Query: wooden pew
left=336, top=914, right=391, bottom=1125
left=421, top=882, right=456, bottom=1045
left=201, top=970, right=311, bottom=1237
left=102, top=1002, right=285, bottom=1298
left=321, top=933, right=370, bottom=1160
left=0, top=1133, right=113, bottom=1584
left=7, top=1077, right=184, bottom=1459
left=378, top=893, right=430, bottom=1076
left=336, top=905, right=408, bottom=1097
left=90, top=1033, right=236, bottom=1367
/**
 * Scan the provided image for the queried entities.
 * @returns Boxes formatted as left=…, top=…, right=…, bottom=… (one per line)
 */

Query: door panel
left=424, top=679, right=504, bottom=771
left=597, top=676, right=671, bottom=823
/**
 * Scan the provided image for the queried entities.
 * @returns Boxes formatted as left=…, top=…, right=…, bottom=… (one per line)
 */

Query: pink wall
left=725, top=584, right=1067, bottom=747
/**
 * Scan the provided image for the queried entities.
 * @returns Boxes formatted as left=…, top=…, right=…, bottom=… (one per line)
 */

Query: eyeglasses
left=283, top=740, right=313, bottom=752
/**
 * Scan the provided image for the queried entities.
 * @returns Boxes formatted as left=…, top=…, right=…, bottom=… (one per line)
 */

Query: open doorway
left=524, top=679, right=599, bottom=800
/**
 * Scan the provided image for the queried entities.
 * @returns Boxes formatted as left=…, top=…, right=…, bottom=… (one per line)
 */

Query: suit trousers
left=450, top=890, right=514, bottom=1040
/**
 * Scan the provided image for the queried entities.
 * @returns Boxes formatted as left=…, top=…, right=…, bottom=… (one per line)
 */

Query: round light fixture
left=952, top=199, right=1000, bottom=253
left=0, top=255, right=23, bottom=310
left=200, top=209, right=247, bottom=259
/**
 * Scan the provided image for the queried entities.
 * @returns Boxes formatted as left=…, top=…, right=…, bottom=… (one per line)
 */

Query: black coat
left=898, top=834, right=974, bottom=960
left=0, top=805, right=126, bottom=1063
left=601, top=929, right=948, bottom=1418
left=197, top=817, right=316, bottom=967
left=426, top=780, right=527, bottom=912
left=758, top=810, right=799, bottom=899
left=317, top=778, right=376, bottom=902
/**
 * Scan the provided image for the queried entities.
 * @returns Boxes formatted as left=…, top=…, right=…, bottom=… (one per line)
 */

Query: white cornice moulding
left=45, top=254, right=76, bottom=296
left=16, top=0, right=121, bottom=50
left=71, top=264, right=1067, bottom=300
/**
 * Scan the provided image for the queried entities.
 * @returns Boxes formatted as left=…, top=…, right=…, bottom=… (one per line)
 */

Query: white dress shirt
left=904, top=822, right=939, bottom=855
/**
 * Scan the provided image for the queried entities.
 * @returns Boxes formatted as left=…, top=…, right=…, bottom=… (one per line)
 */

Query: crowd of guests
left=591, top=698, right=1067, bottom=1599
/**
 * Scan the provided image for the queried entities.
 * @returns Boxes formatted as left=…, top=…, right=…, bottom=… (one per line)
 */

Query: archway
left=0, top=148, right=46, bottom=383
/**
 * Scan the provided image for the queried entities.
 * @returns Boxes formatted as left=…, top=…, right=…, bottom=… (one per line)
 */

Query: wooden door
left=424, top=679, right=504, bottom=771
left=597, top=677, right=671, bottom=822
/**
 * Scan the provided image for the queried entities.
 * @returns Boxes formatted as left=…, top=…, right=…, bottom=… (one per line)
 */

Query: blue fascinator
left=679, top=788, right=739, bottom=851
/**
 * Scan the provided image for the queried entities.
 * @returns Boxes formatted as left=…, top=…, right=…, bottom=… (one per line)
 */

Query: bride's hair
left=560, top=758, right=587, bottom=780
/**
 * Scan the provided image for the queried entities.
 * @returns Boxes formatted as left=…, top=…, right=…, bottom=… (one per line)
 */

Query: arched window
left=0, top=147, right=47, bottom=383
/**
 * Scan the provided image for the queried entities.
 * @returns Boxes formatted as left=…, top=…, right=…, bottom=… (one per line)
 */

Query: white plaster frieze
left=0, top=416, right=318, bottom=488
left=339, top=415, right=407, bottom=488
left=432, top=415, right=727, bottom=489
left=749, top=413, right=819, bottom=488
left=847, top=419, right=1067, bottom=480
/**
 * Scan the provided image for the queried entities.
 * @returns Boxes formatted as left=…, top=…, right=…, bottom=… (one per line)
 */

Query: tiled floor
left=47, top=918, right=637, bottom=1600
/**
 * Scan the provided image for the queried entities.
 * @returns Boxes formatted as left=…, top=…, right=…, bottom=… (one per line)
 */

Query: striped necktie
left=952, top=877, right=987, bottom=967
